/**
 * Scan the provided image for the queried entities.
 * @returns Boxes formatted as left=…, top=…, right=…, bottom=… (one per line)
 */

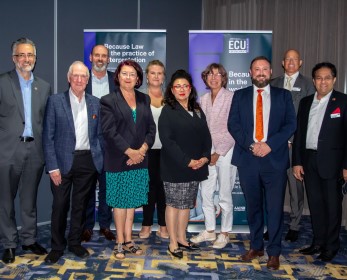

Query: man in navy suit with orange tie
left=293, top=62, right=347, bottom=262
left=228, top=56, right=296, bottom=270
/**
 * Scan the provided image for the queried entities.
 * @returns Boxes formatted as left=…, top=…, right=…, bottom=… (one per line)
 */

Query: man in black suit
left=270, top=49, right=315, bottom=242
left=82, top=45, right=116, bottom=242
left=293, top=62, right=347, bottom=262
left=0, top=38, right=51, bottom=263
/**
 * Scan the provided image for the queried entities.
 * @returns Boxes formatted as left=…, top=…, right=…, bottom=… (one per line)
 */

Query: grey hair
left=11, top=38, right=36, bottom=56
left=67, top=61, right=90, bottom=78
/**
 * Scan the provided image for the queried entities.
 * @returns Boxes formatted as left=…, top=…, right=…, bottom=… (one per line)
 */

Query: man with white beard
left=81, top=45, right=116, bottom=242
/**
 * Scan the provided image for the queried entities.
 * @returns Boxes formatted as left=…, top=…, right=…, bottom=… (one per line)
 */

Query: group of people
left=1, top=37, right=346, bottom=271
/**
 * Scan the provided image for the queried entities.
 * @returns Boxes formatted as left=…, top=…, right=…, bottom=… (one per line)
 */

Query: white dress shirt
left=253, top=85, right=271, bottom=142
left=69, top=89, right=90, bottom=150
left=306, top=91, right=332, bottom=150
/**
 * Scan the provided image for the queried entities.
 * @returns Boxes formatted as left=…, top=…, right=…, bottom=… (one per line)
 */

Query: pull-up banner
left=84, top=29, right=166, bottom=92
left=189, top=30, right=272, bottom=225
left=189, top=30, right=272, bottom=96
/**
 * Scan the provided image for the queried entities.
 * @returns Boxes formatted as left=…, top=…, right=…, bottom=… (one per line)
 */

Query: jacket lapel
left=62, top=91, right=76, bottom=133
left=10, top=70, right=25, bottom=120
left=114, top=90, right=136, bottom=137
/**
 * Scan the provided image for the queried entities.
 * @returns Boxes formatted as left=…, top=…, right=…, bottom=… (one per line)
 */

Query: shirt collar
left=254, top=84, right=270, bottom=94
left=91, top=71, right=108, bottom=82
left=16, top=69, right=34, bottom=84
left=313, top=90, right=333, bottom=103
left=285, top=71, right=299, bottom=81
left=69, top=87, right=86, bottom=103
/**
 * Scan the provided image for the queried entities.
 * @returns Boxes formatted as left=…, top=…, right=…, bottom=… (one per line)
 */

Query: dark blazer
left=158, top=103, right=212, bottom=183
left=228, top=85, right=296, bottom=171
left=271, top=73, right=315, bottom=114
left=100, top=88, right=156, bottom=172
left=0, top=69, right=51, bottom=165
left=85, top=70, right=116, bottom=96
left=292, top=90, right=347, bottom=179
left=43, top=91, right=104, bottom=174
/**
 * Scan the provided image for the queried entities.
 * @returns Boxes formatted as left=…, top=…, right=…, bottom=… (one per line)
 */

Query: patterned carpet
left=1, top=214, right=347, bottom=279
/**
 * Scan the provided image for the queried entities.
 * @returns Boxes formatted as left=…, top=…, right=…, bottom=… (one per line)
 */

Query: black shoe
left=81, top=229, right=93, bottom=242
left=299, top=245, right=322, bottom=255
left=44, top=250, right=63, bottom=264
left=22, top=242, right=47, bottom=255
left=263, top=231, right=269, bottom=241
left=68, top=245, right=89, bottom=258
left=167, top=246, right=183, bottom=258
left=2, top=248, right=15, bottom=264
left=177, top=241, right=200, bottom=251
left=285, top=229, right=299, bottom=242
left=316, top=250, right=337, bottom=262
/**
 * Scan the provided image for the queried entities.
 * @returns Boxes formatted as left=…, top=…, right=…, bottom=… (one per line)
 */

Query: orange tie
left=255, top=89, right=264, bottom=141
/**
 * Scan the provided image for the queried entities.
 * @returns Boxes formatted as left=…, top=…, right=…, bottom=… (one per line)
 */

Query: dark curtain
left=202, top=0, right=347, bottom=92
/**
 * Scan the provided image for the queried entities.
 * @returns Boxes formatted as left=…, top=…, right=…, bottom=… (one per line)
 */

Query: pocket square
left=330, top=107, right=341, bottom=118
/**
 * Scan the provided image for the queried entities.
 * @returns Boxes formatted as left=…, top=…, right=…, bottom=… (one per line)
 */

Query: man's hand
left=252, top=142, right=271, bottom=157
left=293, top=165, right=304, bottom=181
left=50, top=170, right=62, bottom=186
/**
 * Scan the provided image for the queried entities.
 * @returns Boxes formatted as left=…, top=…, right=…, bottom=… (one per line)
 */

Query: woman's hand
left=125, top=148, right=144, bottom=165
left=188, top=157, right=209, bottom=170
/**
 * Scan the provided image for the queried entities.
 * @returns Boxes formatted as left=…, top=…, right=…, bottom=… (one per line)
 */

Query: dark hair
left=201, top=63, right=228, bottom=88
left=11, top=37, right=36, bottom=55
left=114, top=59, right=143, bottom=89
left=312, top=62, right=337, bottom=79
left=145, top=60, right=166, bottom=75
left=250, top=56, right=271, bottom=69
left=90, top=44, right=110, bottom=57
left=164, top=69, right=200, bottom=111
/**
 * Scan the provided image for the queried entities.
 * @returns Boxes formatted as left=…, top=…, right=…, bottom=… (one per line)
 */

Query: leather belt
left=306, top=149, right=317, bottom=153
left=20, top=136, right=34, bottom=142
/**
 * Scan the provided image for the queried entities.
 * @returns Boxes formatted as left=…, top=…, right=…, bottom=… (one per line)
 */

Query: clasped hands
left=252, top=142, right=271, bottom=157
left=188, top=157, right=209, bottom=170
left=126, top=143, right=148, bottom=166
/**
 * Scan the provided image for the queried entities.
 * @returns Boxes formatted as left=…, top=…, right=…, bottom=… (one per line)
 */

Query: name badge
left=331, top=113, right=340, bottom=118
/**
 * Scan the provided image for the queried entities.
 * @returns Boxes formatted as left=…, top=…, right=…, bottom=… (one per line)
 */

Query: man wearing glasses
left=0, top=38, right=51, bottom=263
left=42, top=61, right=103, bottom=264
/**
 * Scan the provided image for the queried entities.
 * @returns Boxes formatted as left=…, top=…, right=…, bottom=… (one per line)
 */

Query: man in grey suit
left=270, top=49, right=315, bottom=242
left=0, top=38, right=51, bottom=263
left=43, top=61, right=103, bottom=264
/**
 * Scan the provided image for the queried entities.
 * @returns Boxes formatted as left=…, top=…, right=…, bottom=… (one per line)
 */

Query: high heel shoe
left=167, top=246, right=183, bottom=258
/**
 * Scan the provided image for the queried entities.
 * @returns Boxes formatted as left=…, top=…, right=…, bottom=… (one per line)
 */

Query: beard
left=92, top=63, right=107, bottom=72
left=16, top=62, right=34, bottom=73
left=251, top=75, right=270, bottom=88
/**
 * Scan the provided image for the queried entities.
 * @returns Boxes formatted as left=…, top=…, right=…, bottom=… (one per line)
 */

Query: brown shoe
left=267, top=256, right=280, bottom=270
left=99, top=228, right=115, bottom=241
left=81, top=229, right=93, bottom=242
left=240, top=249, right=264, bottom=261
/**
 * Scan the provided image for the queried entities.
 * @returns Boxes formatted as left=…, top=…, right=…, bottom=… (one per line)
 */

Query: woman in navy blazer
left=100, top=60, right=155, bottom=259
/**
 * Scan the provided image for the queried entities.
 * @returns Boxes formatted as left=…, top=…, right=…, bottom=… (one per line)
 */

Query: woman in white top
left=139, top=60, right=169, bottom=239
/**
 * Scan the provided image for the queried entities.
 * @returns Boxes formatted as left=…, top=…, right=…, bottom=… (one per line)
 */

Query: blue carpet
left=1, top=214, right=347, bottom=279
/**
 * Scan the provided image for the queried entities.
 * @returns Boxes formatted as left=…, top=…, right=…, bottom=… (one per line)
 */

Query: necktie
left=255, top=89, right=264, bottom=142
left=285, top=76, right=292, bottom=90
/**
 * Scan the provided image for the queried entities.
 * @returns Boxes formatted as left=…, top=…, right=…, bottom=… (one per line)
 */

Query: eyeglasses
left=173, top=84, right=191, bottom=91
left=120, top=72, right=137, bottom=79
left=207, top=73, right=222, bottom=78
left=93, top=54, right=108, bottom=59
left=314, top=76, right=334, bottom=82
left=70, top=74, right=88, bottom=82
left=13, top=53, right=36, bottom=60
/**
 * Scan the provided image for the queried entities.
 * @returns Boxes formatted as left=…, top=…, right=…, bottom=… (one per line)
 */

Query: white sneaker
left=212, top=234, right=229, bottom=249
left=190, top=230, right=216, bottom=243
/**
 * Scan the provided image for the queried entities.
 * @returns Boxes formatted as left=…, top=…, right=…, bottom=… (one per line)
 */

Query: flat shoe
left=156, top=230, right=169, bottom=239
left=167, top=246, right=183, bottom=258
left=177, top=241, right=200, bottom=251
left=139, top=227, right=151, bottom=239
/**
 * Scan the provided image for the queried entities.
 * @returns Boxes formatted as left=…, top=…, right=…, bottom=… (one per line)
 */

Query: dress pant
left=84, top=171, right=113, bottom=230
left=142, top=149, right=166, bottom=226
left=287, top=146, right=304, bottom=231
left=0, top=141, right=44, bottom=248
left=238, top=158, right=287, bottom=256
left=50, top=151, right=97, bottom=251
left=304, top=150, right=343, bottom=252
left=201, top=147, right=237, bottom=232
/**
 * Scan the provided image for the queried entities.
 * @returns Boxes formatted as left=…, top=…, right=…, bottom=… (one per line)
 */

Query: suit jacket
left=292, top=90, right=347, bottom=179
left=43, top=91, right=103, bottom=174
left=271, top=73, right=315, bottom=115
left=159, top=103, right=212, bottom=183
left=85, top=70, right=116, bottom=96
left=100, top=88, right=156, bottom=172
left=0, top=69, right=51, bottom=165
left=228, top=85, right=296, bottom=171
